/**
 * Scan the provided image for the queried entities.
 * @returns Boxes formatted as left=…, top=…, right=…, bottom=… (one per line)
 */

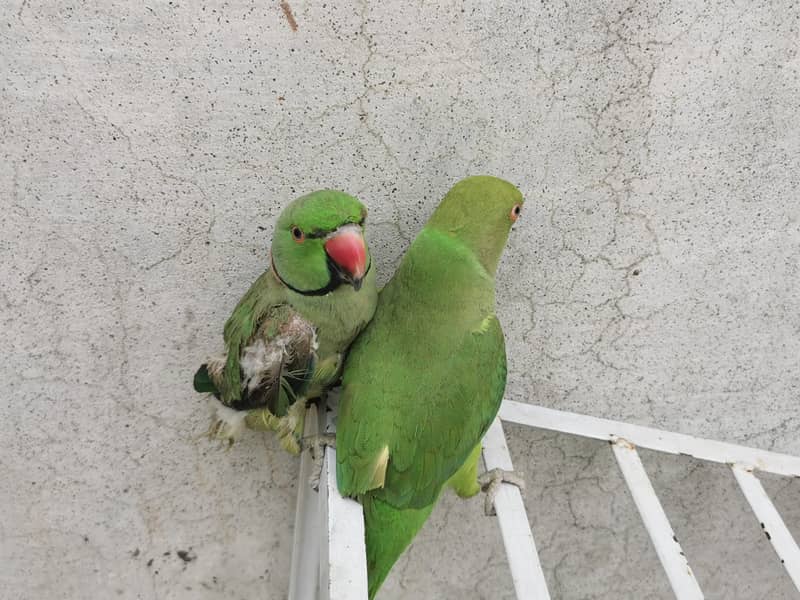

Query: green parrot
left=194, top=190, right=378, bottom=453
left=336, top=176, right=524, bottom=598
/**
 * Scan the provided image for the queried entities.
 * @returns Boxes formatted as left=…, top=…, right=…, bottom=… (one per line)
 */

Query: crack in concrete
left=71, top=95, right=216, bottom=271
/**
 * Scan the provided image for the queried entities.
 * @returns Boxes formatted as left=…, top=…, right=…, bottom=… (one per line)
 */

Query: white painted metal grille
left=289, top=400, right=800, bottom=599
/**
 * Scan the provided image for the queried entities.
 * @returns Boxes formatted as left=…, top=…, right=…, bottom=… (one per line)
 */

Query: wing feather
left=337, top=313, right=506, bottom=508
left=198, top=270, right=317, bottom=412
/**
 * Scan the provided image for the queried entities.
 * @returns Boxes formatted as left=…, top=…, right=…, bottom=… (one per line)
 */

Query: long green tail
left=363, top=495, right=435, bottom=599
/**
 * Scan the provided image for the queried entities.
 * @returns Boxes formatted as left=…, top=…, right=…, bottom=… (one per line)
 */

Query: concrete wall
left=2, top=1, right=798, bottom=598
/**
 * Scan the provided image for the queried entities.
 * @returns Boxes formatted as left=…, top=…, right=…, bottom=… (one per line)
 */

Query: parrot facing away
left=194, top=190, right=378, bottom=453
left=335, top=176, right=524, bottom=598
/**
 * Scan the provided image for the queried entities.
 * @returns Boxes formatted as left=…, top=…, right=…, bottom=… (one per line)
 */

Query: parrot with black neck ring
left=194, top=189, right=378, bottom=453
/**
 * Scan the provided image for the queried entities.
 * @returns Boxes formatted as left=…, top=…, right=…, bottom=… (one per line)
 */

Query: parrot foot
left=302, top=434, right=336, bottom=492
left=244, top=406, right=302, bottom=455
left=275, top=421, right=302, bottom=455
left=276, top=401, right=308, bottom=455
left=206, top=402, right=248, bottom=448
left=477, top=468, right=526, bottom=516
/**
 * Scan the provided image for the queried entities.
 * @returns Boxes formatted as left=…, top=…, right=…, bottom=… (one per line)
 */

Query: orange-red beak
left=324, top=225, right=367, bottom=290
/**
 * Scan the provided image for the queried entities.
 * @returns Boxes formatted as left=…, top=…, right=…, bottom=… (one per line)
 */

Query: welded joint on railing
left=610, top=435, right=636, bottom=450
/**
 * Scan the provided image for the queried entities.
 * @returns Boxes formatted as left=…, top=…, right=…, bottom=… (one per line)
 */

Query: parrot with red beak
left=193, top=190, right=377, bottom=453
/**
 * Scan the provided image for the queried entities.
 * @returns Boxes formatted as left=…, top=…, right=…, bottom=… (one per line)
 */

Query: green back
left=336, top=227, right=507, bottom=509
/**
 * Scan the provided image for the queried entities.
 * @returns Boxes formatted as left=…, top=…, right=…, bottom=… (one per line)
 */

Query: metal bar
left=318, top=406, right=369, bottom=600
left=289, top=405, right=322, bottom=600
left=731, top=465, right=800, bottom=592
left=482, top=417, right=551, bottom=600
left=500, top=400, right=800, bottom=477
left=612, top=440, right=704, bottom=599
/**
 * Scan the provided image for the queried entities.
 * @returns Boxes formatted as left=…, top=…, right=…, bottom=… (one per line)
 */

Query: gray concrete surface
left=2, top=0, right=799, bottom=598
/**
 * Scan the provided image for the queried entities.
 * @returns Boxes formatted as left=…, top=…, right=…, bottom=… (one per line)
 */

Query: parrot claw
left=477, top=468, right=526, bottom=516
left=274, top=401, right=307, bottom=455
left=277, top=428, right=302, bottom=455
left=302, top=434, right=336, bottom=491
left=244, top=407, right=303, bottom=455
left=206, top=402, right=248, bottom=448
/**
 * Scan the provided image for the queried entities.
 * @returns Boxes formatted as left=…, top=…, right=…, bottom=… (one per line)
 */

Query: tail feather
left=193, top=364, right=220, bottom=396
left=363, top=495, right=435, bottom=599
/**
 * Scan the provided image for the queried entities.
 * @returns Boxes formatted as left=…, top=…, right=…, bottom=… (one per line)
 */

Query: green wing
left=194, top=271, right=315, bottom=414
left=337, top=309, right=506, bottom=509
left=221, top=271, right=286, bottom=405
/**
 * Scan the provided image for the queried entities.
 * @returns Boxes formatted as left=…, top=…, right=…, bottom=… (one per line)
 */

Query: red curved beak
left=324, top=225, right=367, bottom=290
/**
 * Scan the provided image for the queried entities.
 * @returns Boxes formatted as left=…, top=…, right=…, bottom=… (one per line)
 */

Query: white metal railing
left=288, top=399, right=800, bottom=599
left=288, top=403, right=369, bottom=600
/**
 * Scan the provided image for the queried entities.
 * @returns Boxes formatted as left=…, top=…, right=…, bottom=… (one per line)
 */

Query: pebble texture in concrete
left=2, top=1, right=799, bottom=599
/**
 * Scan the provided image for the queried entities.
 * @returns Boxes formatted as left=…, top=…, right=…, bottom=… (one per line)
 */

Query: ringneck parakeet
left=194, top=190, right=378, bottom=453
left=336, top=176, right=524, bottom=598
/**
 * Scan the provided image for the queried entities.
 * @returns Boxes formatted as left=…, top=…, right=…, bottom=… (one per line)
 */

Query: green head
left=426, top=176, right=524, bottom=274
left=271, top=190, right=370, bottom=295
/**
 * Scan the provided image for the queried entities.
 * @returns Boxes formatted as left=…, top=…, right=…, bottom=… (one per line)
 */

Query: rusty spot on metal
left=280, top=1, right=298, bottom=31
left=612, top=436, right=636, bottom=450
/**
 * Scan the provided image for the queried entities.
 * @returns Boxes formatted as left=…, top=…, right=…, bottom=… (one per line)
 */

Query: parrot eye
left=291, top=226, right=305, bottom=242
left=510, top=204, right=522, bottom=222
